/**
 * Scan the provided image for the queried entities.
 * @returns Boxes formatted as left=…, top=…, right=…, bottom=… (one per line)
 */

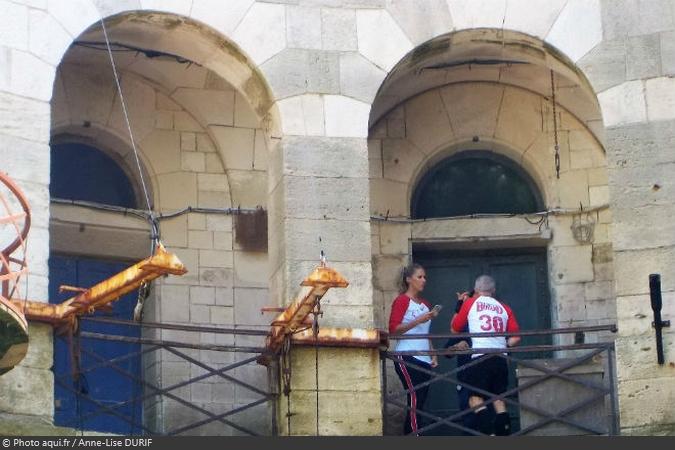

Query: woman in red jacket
left=388, top=263, right=439, bottom=436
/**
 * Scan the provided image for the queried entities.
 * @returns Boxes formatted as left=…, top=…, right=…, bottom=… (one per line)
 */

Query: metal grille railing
left=382, top=325, right=619, bottom=436
left=53, top=317, right=278, bottom=436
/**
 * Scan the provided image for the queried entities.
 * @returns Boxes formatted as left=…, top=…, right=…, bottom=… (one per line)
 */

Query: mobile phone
left=432, top=304, right=443, bottom=313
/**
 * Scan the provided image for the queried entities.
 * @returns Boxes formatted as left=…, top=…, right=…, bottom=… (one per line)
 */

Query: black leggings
left=394, top=356, right=432, bottom=435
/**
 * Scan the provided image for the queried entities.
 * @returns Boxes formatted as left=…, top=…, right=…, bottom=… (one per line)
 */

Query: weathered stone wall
left=574, top=0, right=675, bottom=435
left=279, top=346, right=382, bottom=436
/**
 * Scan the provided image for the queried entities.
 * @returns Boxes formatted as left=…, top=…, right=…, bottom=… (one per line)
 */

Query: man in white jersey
left=451, top=275, right=520, bottom=436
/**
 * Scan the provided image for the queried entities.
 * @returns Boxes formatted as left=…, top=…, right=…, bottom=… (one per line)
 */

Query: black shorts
left=463, top=355, right=508, bottom=399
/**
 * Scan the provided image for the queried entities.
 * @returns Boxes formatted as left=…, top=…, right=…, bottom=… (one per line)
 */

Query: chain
left=550, top=70, right=561, bottom=179
left=312, top=298, right=322, bottom=436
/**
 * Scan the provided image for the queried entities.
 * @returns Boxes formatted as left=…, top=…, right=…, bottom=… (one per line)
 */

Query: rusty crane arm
left=11, top=243, right=186, bottom=332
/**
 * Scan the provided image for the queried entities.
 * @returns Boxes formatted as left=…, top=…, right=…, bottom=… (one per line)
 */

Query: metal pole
left=649, top=274, right=669, bottom=365
left=606, top=344, right=620, bottom=435
left=381, top=353, right=388, bottom=435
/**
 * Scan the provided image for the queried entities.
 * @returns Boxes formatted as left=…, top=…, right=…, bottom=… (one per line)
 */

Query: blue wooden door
left=49, top=255, right=142, bottom=434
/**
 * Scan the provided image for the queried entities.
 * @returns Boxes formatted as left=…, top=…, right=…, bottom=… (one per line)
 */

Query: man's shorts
left=462, top=355, right=508, bottom=398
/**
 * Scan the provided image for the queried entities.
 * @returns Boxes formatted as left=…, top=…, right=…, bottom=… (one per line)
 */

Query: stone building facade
left=0, top=0, right=674, bottom=436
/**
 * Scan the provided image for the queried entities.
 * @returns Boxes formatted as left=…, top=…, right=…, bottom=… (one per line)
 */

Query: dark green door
left=415, top=247, right=551, bottom=435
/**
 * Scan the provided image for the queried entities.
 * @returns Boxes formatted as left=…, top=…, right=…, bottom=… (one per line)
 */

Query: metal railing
left=382, top=325, right=619, bottom=436
left=53, top=317, right=278, bottom=436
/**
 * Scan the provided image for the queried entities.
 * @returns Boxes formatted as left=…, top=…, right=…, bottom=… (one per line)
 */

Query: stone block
left=190, top=286, right=216, bottom=305
left=198, top=190, right=231, bottom=208
left=48, top=0, right=99, bottom=38
left=197, top=173, right=230, bottom=193
left=234, top=93, right=259, bottom=129
left=188, top=230, right=213, bottom=250
left=199, top=249, right=233, bottom=269
left=550, top=245, right=594, bottom=284
left=284, top=175, right=369, bottom=221
left=612, top=204, right=675, bottom=251
left=155, top=110, right=173, bottom=129
left=172, top=88, right=235, bottom=127
left=28, top=9, right=73, bottom=67
left=190, top=0, right=254, bottom=36
left=589, top=185, right=610, bottom=206
left=373, top=254, right=406, bottom=292
left=282, top=136, right=368, bottom=178
left=378, top=222, right=411, bottom=255
left=216, top=287, right=235, bottom=306
left=285, top=390, right=382, bottom=435
left=253, top=130, right=267, bottom=171
left=552, top=282, right=586, bottom=324
left=213, top=231, right=233, bottom=251
left=108, top=76, right=156, bottom=142
left=646, top=77, right=675, bottom=121
left=197, top=133, right=217, bottom=153
left=447, top=0, right=506, bottom=29
left=587, top=167, right=609, bottom=186
left=200, top=268, right=234, bottom=287
left=190, top=303, right=211, bottom=324
left=356, top=9, right=412, bottom=71
left=285, top=218, right=372, bottom=262
left=234, top=287, right=269, bottom=326
left=618, top=375, right=675, bottom=428
left=228, top=170, right=267, bottom=209
left=173, top=111, right=202, bottom=132
left=381, top=138, right=425, bottom=184
left=206, top=215, right=233, bottom=232
left=660, top=30, right=675, bottom=76
left=385, top=0, right=453, bottom=44
left=546, top=0, right=602, bottom=62
left=597, top=81, right=647, bottom=128
left=556, top=170, right=589, bottom=207
left=159, top=215, right=188, bottom=248
left=322, top=8, right=357, bottom=51
left=210, top=126, right=255, bottom=170
left=405, top=90, right=453, bottom=154
left=0, top=135, right=49, bottom=183
left=494, top=87, right=542, bottom=151
left=290, top=347, right=380, bottom=392
left=440, top=83, right=502, bottom=141
left=324, top=95, right=370, bottom=138
left=0, top=1, right=28, bottom=50
left=181, top=152, right=206, bottom=172
left=0, top=364, right=53, bottom=416
left=200, top=153, right=223, bottom=175
left=503, top=0, right=567, bottom=38
left=141, top=130, right=181, bottom=175
left=616, top=292, right=675, bottom=336
left=233, top=251, right=268, bottom=288
left=262, top=49, right=339, bottom=99
left=579, top=37, right=627, bottom=93
left=187, top=213, right=206, bottom=231
left=161, top=285, right=190, bottom=323
left=614, top=247, right=675, bottom=296
left=8, top=49, right=54, bottom=101
left=626, top=33, right=661, bottom=80
left=210, top=305, right=234, bottom=325
left=181, top=132, right=197, bottom=151
left=156, top=172, right=198, bottom=210
left=339, top=52, right=386, bottom=104
left=287, top=5, right=322, bottom=50
left=232, top=2, right=286, bottom=65
left=370, top=178, right=408, bottom=217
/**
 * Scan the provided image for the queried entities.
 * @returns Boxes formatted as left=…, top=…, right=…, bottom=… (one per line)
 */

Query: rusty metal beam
left=258, top=264, right=348, bottom=364
left=291, top=327, right=381, bottom=348
left=11, top=243, right=186, bottom=329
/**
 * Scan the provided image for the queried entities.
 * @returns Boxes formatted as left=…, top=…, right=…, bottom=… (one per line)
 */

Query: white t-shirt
left=390, top=295, right=432, bottom=364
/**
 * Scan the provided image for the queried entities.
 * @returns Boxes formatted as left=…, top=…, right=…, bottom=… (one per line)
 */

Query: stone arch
left=370, top=28, right=614, bottom=341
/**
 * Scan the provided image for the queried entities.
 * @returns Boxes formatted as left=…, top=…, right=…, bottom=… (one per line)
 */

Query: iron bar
left=166, top=398, right=269, bottom=436
left=79, top=331, right=264, bottom=353
left=80, top=345, right=259, bottom=436
left=82, top=316, right=269, bottom=335
left=164, top=346, right=270, bottom=397
left=387, top=324, right=617, bottom=340
left=607, top=344, right=620, bottom=435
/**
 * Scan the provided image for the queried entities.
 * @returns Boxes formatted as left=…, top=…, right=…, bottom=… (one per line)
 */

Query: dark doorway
left=415, top=246, right=551, bottom=435
left=49, top=255, right=142, bottom=434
